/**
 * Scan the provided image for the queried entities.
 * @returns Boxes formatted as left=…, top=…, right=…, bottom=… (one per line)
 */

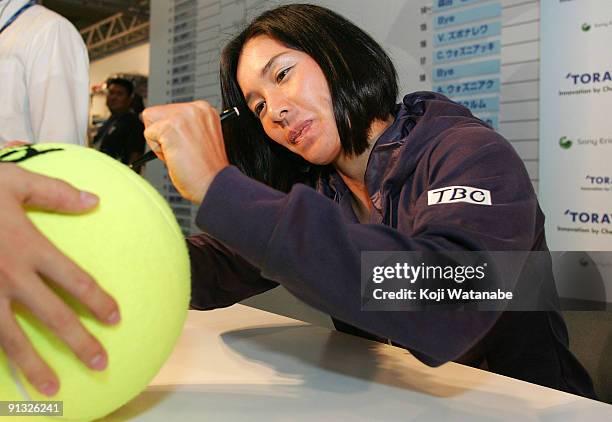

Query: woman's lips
left=288, top=120, right=313, bottom=145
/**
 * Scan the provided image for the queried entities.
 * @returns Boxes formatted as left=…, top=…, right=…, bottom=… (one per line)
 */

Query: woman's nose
left=266, top=98, right=289, bottom=123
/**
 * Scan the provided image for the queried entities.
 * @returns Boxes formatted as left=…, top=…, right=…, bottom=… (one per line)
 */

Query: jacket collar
left=324, top=92, right=429, bottom=209
left=322, top=91, right=477, bottom=210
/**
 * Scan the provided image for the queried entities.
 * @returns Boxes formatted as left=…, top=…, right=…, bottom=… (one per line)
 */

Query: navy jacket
left=187, top=92, right=595, bottom=398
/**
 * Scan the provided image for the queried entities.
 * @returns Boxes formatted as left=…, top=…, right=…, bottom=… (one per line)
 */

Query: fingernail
left=90, top=354, right=107, bottom=371
left=80, top=191, right=99, bottom=207
left=106, top=310, right=120, bottom=324
left=39, top=381, right=58, bottom=396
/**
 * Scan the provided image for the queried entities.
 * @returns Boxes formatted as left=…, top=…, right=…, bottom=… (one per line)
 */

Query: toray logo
left=586, top=175, right=612, bottom=185
left=566, top=71, right=612, bottom=85
left=565, top=209, right=612, bottom=224
left=428, top=186, right=492, bottom=206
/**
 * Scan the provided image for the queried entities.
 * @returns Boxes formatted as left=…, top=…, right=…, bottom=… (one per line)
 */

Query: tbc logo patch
left=428, top=186, right=492, bottom=206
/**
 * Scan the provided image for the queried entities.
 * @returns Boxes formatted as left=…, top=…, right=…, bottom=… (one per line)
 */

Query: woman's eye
left=254, top=102, right=265, bottom=117
left=276, top=67, right=291, bottom=83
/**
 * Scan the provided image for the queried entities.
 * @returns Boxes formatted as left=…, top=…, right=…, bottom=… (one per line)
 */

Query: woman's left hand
left=142, top=101, right=230, bottom=204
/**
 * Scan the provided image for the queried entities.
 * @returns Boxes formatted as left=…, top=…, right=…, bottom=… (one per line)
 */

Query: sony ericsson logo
left=0, top=145, right=64, bottom=163
left=565, top=70, right=612, bottom=85
left=558, top=135, right=612, bottom=149
left=579, top=19, right=612, bottom=32
left=559, top=136, right=572, bottom=149
left=427, top=186, right=492, bottom=206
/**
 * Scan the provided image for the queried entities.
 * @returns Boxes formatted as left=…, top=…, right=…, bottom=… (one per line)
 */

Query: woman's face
left=237, top=35, right=342, bottom=165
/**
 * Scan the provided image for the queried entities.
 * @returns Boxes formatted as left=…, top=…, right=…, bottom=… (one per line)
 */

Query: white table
left=103, top=305, right=612, bottom=421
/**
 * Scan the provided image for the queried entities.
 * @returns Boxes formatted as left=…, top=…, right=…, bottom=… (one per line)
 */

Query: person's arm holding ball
left=0, top=164, right=120, bottom=396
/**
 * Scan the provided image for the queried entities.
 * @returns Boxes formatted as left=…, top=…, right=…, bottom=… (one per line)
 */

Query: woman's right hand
left=0, top=164, right=120, bottom=396
left=142, top=101, right=230, bottom=204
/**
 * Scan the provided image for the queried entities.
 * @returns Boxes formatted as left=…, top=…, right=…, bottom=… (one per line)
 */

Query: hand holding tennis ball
left=0, top=144, right=191, bottom=421
left=0, top=163, right=120, bottom=396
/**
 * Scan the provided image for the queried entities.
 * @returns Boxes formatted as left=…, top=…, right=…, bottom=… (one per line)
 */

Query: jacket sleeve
left=411, top=125, right=539, bottom=252
left=187, top=233, right=278, bottom=310
left=194, top=127, right=538, bottom=366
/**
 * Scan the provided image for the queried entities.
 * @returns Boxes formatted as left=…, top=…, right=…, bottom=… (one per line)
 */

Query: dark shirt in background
left=93, top=111, right=145, bottom=169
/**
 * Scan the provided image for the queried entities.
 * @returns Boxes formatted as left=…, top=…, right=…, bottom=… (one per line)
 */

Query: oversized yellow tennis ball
left=0, top=144, right=190, bottom=421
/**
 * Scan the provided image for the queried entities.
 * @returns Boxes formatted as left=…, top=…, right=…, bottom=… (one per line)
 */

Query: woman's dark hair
left=220, top=4, right=398, bottom=192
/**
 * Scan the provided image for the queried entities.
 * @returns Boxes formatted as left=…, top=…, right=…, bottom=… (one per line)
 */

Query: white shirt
left=0, top=0, right=89, bottom=145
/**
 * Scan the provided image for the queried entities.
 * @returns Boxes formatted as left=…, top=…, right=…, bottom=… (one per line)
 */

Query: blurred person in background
left=92, top=77, right=146, bottom=171
left=0, top=0, right=89, bottom=147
